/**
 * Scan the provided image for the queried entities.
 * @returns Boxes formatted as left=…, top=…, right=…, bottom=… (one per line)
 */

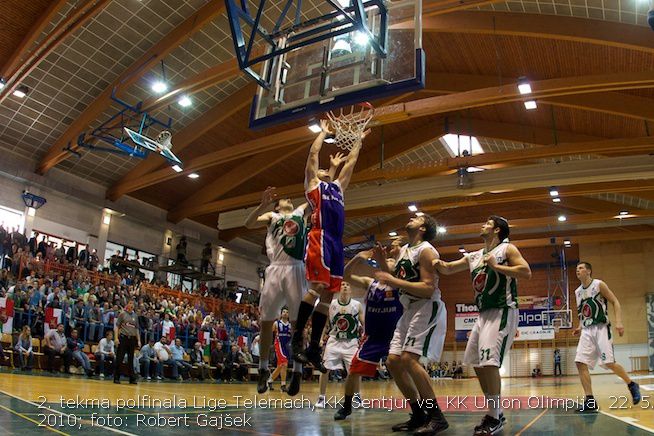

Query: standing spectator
left=54, top=244, right=65, bottom=263
left=554, top=349, right=562, bottom=376
left=95, top=330, right=115, bottom=378
left=190, top=342, right=210, bottom=380
left=43, top=323, right=70, bottom=373
left=67, top=329, right=93, bottom=377
left=251, top=334, right=260, bottom=365
left=15, top=325, right=34, bottom=370
left=65, top=244, right=77, bottom=264
left=28, top=232, right=38, bottom=256
left=0, top=224, right=6, bottom=268
left=89, top=249, right=99, bottom=271
left=37, top=236, right=48, bottom=261
left=210, top=342, right=227, bottom=381
left=175, top=236, right=188, bottom=266
left=170, top=338, right=192, bottom=380
left=78, top=245, right=90, bottom=269
left=114, top=300, right=140, bottom=385
left=139, top=338, right=160, bottom=380
left=200, top=243, right=212, bottom=274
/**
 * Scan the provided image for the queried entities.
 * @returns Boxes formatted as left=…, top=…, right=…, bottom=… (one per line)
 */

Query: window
left=0, top=206, right=24, bottom=233
left=440, top=134, right=484, bottom=157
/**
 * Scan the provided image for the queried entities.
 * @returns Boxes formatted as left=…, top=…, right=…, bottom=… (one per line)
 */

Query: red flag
left=0, top=298, right=13, bottom=333
left=45, top=307, right=62, bottom=333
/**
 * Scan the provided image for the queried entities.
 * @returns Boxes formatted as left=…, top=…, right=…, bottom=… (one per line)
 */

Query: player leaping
left=244, top=187, right=309, bottom=393
left=288, top=118, right=369, bottom=396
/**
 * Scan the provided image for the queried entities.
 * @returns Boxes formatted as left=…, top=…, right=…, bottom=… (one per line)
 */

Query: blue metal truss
left=226, top=0, right=388, bottom=89
left=65, top=87, right=173, bottom=162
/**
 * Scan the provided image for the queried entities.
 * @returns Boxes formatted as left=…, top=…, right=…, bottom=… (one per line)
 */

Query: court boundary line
left=600, top=410, right=654, bottom=433
left=0, top=403, right=70, bottom=436
left=514, top=409, right=548, bottom=435
left=0, top=390, right=137, bottom=436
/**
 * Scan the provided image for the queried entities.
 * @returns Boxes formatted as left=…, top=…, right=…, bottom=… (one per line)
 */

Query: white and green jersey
left=575, top=279, right=609, bottom=328
left=467, top=242, right=517, bottom=312
left=265, top=207, right=306, bottom=264
left=394, top=241, right=441, bottom=301
left=328, top=298, right=362, bottom=340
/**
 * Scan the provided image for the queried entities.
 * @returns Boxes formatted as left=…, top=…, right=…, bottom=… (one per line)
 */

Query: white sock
left=293, top=360, right=303, bottom=373
left=486, top=394, right=500, bottom=419
left=259, top=357, right=269, bottom=370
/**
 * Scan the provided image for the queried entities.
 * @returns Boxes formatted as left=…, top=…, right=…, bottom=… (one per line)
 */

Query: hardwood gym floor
left=0, top=370, right=652, bottom=435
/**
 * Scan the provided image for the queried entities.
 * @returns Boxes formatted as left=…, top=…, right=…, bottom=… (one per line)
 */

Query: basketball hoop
left=156, top=131, right=173, bottom=149
left=326, top=102, right=374, bottom=151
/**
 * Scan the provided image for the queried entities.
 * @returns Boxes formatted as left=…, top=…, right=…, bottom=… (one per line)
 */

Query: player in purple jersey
left=288, top=119, right=369, bottom=397
left=333, top=239, right=404, bottom=421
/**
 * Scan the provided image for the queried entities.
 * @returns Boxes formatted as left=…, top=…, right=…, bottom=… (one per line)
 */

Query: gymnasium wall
left=0, top=154, right=267, bottom=290
left=578, top=239, right=654, bottom=345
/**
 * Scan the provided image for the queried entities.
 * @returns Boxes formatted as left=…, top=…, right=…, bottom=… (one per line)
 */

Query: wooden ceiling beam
left=0, top=0, right=111, bottom=104
left=36, top=0, right=226, bottom=175
left=424, top=73, right=654, bottom=122
left=200, top=136, right=654, bottom=216
left=107, top=85, right=256, bottom=201
left=399, top=11, right=654, bottom=55
left=166, top=144, right=306, bottom=223
left=347, top=180, right=654, bottom=219
left=346, top=210, right=654, bottom=245
left=0, top=0, right=69, bottom=79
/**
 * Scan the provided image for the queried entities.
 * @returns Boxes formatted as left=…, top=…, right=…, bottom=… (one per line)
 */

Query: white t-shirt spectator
left=153, top=341, right=170, bottom=361
left=97, top=338, right=114, bottom=355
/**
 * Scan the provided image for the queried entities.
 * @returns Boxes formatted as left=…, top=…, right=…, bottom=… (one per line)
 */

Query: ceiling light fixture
left=437, top=226, right=447, bottom=234
left=308, top=119, right=322, bottom=133
left=152, top=80, right=168, bottom=93
left=619, top=210, right=629, bottom=216
left=552, top=198, right=561, bottom=203
left=459, top=246, right=466, bottom=253
left=549, top=188, right=559, bottom=197
left=171, top=165, right=183, bottom=173
left=517, top=77, right=532, bottom=95
left=0, top=78, right=5, bottom=89
left=524, top=100, right=537, bottom=110
left=178, top=96, right=192, bottom=107
left=558, top=215, right=567, bottom=222
left=388, top=231, right=398, bottom=237
left=188, top=173, right=199, bottom=179
left=408, top=204, right=418, bottom=212
left=415, top=212, right=425, bottom=217
left=13, top=85, right=28, bottom=98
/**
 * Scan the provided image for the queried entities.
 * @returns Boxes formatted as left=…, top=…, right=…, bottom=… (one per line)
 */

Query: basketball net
left=156, top=131, right=173, bottom=149
left=326, top=103, right=374, bottom=151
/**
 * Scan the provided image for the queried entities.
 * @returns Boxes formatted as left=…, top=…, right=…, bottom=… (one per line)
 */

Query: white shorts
left=259, top=263, right=307, bottom=321
left=464, top=307, right=518, bottom=367
left=389, top=298, right=447, bottom=362
left=575, top=324, right=615, bottom=369
left=323, top=337, right=358, bottom=371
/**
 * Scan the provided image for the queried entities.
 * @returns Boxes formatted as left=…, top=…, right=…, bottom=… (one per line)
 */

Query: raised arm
left=244, top=186, right=277, bottom=229
left=375, top=247, right=438, bottom=299
left=485, top=244, right=532, bottom=280
left=344, top=251, right=374, bottom=290
left=599, top=280, right=624, bottom=336
left=336, top=129, right=369, bottom=191
left=305, top=120, right=330, bottom=187
left=432, top=256, right=469, bottom=275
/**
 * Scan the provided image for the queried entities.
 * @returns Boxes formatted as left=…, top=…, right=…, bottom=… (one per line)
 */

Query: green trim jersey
left=575, top=279, right=609, bottom=328
left=328, top=298, right=362, bottom=340
left=265, top=207, right=306, bottom=264
left=394, top=241, right=441, bottom=301
left=466, top=242, right=517, bottom=312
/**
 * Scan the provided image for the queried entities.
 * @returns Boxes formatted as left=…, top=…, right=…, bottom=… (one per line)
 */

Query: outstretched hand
left=320, top=119, right=332, bottom=135
left=330, top=152, right=345, bottom=168
left=261, top=186, right=277, bottom=206
left=372, top=242, right=387, bottom=265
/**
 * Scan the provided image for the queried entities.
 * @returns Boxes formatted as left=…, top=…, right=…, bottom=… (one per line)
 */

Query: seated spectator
left=210, top=342, right=226, bottom=381
left=67, top=329, right=93, bottom=377
left=532, top=364, right=542, bottom=378
left=43, top=323, right=71, bottom=373
left=95, top=330, right=115, bottom=378
left=139, top=338, right=161, bottom=381
left=153, top=337, right=177, bottom=379
left=170, top=338, right=192, bottom=380
left=189, top=342, right=210, bottom=380
left=15, top=325, right=34, bottom=371
left=226, top=344, right=245, bottom=382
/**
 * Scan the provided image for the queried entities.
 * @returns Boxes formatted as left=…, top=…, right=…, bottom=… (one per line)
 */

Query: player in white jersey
left=244, top=186, right=309, bottom=393
left=434, top=216, right=531, bottom=436
left=315, top=281, right=363, bottom=408
left=374, top=215, right=448, bottom=435
left=573, top=262, right=641, bottom=412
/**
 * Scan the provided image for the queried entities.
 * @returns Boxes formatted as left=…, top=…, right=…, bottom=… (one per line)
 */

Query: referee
left=114, top=299, right=140, bottom=384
